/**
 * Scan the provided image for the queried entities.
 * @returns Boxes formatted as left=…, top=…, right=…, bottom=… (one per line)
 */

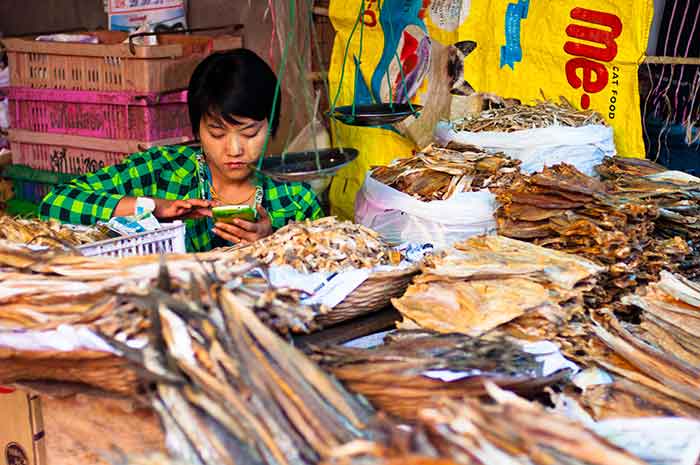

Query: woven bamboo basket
left=0, top=346, right=140, bottom=396
left=314, top=265, right=419, bottom=327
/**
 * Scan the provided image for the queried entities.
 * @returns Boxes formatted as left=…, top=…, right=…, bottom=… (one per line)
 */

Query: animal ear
left=451, top=79, right=476, bottom=96
left=453, top=40, right=477, bottom=56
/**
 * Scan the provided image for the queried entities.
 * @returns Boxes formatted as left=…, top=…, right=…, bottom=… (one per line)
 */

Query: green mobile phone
left=212, top=205, right=258, bottom=223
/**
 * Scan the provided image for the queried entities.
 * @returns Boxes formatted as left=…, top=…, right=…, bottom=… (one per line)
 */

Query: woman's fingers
left=213, top=222, right=257, bottom=243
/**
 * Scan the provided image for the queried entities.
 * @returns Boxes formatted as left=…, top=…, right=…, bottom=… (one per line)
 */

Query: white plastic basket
left=77, top=221, right=187, bottom=258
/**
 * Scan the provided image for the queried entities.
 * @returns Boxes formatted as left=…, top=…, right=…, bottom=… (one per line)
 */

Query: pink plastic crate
left=8, top=129, right=191, bottom=174
left=9, top=87, right=193, bottom=141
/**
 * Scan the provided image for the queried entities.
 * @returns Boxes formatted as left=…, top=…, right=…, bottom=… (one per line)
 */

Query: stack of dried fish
left=0, top=215, right=109, bottom=247
left=496, top=163, right=692, bottom=307
left=311, top=331, right=569, bottom=421
left=453, top=97, right=606, bottom=133
left=0, top=243, right=332, bottom=393
left=595, top=156, right=666, bottom=179
left=586, top=309, right=700, bottom=416
left=225, top=217, right=402, bottom=272
left=327, top=384, right=646, bottom=465
left=371, top=143, right=520, bottom=201
left=623, top=271, right=700, bottom=368
left=0, top=242, right=326, bottom=335
left=104, top=272, right=373, bottom=465
left=392, top=235, right=603, bottom=337
left=598, top=156, right=700, bottom=257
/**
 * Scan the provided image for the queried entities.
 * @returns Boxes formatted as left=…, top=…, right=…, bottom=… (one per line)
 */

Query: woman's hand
left=212, top=204, right=272, bottom=244
left=153, top=198, right=213, bottom=220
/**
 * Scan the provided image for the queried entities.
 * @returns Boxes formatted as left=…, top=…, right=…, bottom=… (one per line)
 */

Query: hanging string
left=350, top=0, right=367, bottom=120
left=329, top=1, right=366, bottom=116
left=673, top=4, right=700, bottom=122
left=258, top=0, right=297, bottom=171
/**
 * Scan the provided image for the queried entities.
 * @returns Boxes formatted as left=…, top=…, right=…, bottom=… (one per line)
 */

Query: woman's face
left=199, top=113, right=268, bottom=183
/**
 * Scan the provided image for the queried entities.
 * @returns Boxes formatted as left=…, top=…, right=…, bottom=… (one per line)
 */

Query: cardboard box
left=0, top=387, right=45, bottom=465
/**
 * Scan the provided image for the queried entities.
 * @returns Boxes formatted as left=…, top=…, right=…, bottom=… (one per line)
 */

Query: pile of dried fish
left=328, top=384, right=646, bottom=465
left=392, top=235, right=602, bottom=337
left=311, top=331, right=569, bottom=420
left=623, top=271, right=700, bottom=369
left=595, top=156, right=666, bottom=179
left=371, top=143, right=520, bottom=201
left=0, top=215, right=109, bottom=247
left=453, top=97, right=606, bottom=133
left=226, top=217, right=402, bottom=273
left=0, top=242, right=325, bottom=336
left=597, top=156, right=700, bottom=255
left=496, top=163, right=692, bottom=307
left=585, top=309, right=700, bottom=417
left=105, top=271, right=373, bottom=465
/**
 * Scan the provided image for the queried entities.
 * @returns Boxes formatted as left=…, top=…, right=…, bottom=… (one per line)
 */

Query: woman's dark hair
left=188, top=48, right=280, bottom=138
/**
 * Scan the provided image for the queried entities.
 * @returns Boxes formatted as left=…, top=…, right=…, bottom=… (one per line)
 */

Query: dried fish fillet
left=371, top=144, right=520, bottom=202
left=393, top=235, right=602, bottom=336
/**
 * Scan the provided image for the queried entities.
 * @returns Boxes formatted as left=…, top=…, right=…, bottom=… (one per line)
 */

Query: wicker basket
left=0, top=347, right=140, bottom=396
left=314, top=265, right=419, bottom=327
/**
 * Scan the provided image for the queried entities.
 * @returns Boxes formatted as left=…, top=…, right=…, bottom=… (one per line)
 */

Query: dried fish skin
left=393, top=235, right=601, bottom=337
left=394, top=279, right=549, bottom=336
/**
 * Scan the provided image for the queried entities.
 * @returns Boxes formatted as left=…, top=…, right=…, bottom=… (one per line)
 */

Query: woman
left=39, top=49, right=322, bottom=252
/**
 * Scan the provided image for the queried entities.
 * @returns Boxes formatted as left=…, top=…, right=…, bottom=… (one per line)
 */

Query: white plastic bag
left=435, top=121, right=616, bottom=176
left=355, top=174, right=497, bottom=249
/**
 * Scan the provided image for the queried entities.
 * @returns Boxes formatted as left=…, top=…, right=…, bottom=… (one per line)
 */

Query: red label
left=564, top=7, right=622, bottom=109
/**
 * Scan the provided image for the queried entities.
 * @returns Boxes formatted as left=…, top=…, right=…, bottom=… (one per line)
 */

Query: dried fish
left=102, top=272, right=374, bottom=465
left=327, top=384, right=646, bottom=465
left=392, top=235, right=602, bottom=336
left=452, top=97, right=606, bottom=133
left=0, top=215, right=109, bottom=247
left=496, top=162, right=694, bottom=309
left=310, top=331, right=569, bottom=421
left=371, top=144, right=520, bottom=202
left=224, top=217, right=402, bottom=272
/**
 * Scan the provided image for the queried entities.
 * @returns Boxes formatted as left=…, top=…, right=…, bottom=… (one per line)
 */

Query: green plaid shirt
left=39, top=145, right=323, bottom=252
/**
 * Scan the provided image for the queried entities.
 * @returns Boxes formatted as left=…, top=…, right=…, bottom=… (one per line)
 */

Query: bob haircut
left=187, top=49, right=281, bottom=138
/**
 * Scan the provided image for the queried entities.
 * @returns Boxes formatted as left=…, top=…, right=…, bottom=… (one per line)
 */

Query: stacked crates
left=3, top=30, right=242, bottom=182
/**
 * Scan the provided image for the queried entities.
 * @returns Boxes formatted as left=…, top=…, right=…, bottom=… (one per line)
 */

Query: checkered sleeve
left=39, top=149, right=161, bottom=225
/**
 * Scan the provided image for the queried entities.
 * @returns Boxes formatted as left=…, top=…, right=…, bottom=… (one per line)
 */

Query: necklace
left=210, top=184, right=256, bottom=205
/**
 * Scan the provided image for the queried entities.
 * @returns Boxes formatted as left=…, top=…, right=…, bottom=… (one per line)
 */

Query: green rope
left=329, top=1, right=366, bottom=117
left=351, top=0, right=367, bottom=120
left=258, top=0, right=297, bottom=170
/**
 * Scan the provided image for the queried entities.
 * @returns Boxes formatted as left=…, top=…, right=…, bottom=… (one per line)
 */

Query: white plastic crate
left=78, top=221, right=186, bottom=258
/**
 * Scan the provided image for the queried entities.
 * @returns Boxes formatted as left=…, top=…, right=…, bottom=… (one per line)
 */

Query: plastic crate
left=78, top=221, right=186, bottom=257
left=8, top=129, right=190, bottom=174
left=1, top=164, right=76, bottom=204
left=4, top=31, right=242, bottom=92
left=9, top=87, right=192, bottom=141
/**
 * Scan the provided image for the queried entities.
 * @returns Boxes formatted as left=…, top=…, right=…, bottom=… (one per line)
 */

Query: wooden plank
left=7, top=129, right=193, bottom=154
left=294, top=307, right=400, bottom=349
left=644, top=56, right=700, bottom=65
